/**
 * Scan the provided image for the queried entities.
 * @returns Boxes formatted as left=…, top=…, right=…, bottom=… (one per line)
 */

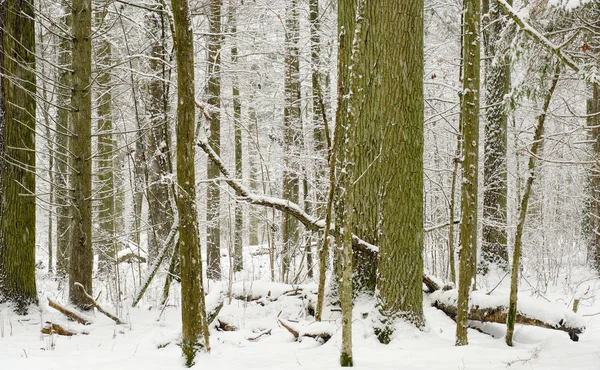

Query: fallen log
left=216, top=319, right=237, bottom=332
left=75, top=283, right=124, bottom=325
left=47, top=298, right=91, bottom=325
left=430, top=290, right=585, bottom=341
left=247, top=329, right=272, bottom=341
left=278, top=319, right=333, bottom=343
left=41, top=322, right=76, bottom=336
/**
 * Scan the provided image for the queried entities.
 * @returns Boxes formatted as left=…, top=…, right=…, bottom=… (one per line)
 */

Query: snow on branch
left=196, top=137, right=322, bottom=232
left=495, top=0, right=598, bottom=82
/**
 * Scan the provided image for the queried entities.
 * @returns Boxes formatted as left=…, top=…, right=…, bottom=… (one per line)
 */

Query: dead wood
left=41, top=322, right=76, bottom=336
left=278, top=319, right=332, bottom=343
left=432, top=299, right=583, bottom=340
left=216, top=319, right=237, bottom=331
left=47, top=298, right=91, bottom=325
left=75, top=283, right=124, bottom=325
left=247, top=329, right=272, bottom=341
left=207, top=301, right=224, bottom=325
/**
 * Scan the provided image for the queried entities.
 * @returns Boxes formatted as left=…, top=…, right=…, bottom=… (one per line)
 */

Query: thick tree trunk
left=0, top=0, right=38, bottom=313
left=338, top=0, right=425, bottom=345
left=481, top=0, right=510, bottom=272
left=456, top=0, right=481, bottom=346
left=171, top=0, right=211, bottom=364
left=55, top=0, right=72, bottom=278
left=206, top=0, right=223, bottom=281
left=506, top=64, right=560, bottom=347
left=281, top=0, right=301, bottom=283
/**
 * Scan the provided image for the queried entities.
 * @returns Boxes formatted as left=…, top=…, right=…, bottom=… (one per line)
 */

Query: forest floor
left=1, top=245, right=599, bottom=369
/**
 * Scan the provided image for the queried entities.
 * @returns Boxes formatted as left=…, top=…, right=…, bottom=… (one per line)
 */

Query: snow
left=2, top=244, right=600, bottom=370
left=430, top=289, right=586, bottom=331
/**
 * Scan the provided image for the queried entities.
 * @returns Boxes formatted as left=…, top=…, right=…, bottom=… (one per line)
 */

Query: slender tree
left=94, top=0, right=117, bottom=275
left=206, top=0, right=223, bottom=281
left=455, top=0, right=480, bottom=346
left=69, top=0, right=94, bottom=310
left=146, top=1, right=174, bottom=262
left=229, top=0, right=243, bottom=272
left=590, top=83, right=600, bottom=270
left=0, top=0, right=38, bottom=313
left=281, top=0, right=301, bottom=282
left=506, top=64, right=560, bottom=346
left=55, top=0, right=72, bottom=278
left=171, top=0, right=211, bottom=364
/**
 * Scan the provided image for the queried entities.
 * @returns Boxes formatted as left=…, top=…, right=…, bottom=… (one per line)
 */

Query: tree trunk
left=589, top=83, right=600, bottom=271
left=146, top=1, right=174, bottom=263
left=69, top=0, right=94, bottom=310
left=0, top=0, right=38, bottom=313
left=206, top=0, right=223, bottom=281
left=281, top=0, right=301, bottom=283
left=506, top=64, right=560, bottom=347
left=338, top=0, right=426, bottom=345
left=95, top=1, right=117, bottom=276
left=481, top=0, right=510, bottom=272
left=171, top=0, right=211, bottom=364
left=55, top=0, right=72, bottom=278
left=456, top=0, right=481, bottom=346
left=230, top=0, right=243, bottom=272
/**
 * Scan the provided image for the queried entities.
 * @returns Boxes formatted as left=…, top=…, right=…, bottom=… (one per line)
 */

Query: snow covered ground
left=2, top=246, right=600, bottom=369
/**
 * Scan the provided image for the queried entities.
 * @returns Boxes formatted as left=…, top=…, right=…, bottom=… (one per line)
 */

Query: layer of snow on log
left=430, top=289, right=586, bottom=331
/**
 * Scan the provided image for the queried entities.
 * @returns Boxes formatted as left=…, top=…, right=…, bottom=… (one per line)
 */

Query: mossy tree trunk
left=455, top=0, right=481, bottom=346
left=481, top=0, right=510, bottom=272
left=69, top=0, right=94, bottom=310
left=281, top=0, right=301, bottom=283
left=338, top=0, right=425, bottom=347
left=206, top=0, right=223, bottom=281
left=0, top=0, right=38, bottom=313
left=171, top=0, right=211, bottom=365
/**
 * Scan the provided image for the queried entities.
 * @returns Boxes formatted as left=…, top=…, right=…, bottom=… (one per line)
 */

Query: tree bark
left=481, top=0, right=511, bottom=272
left=230, top=0, right=243, bottom=272
left=171, top=0, right=211, bottom=364
left=281, top=0, right=301, bottom=283
left=206, top=0, right=223, bottom=281
left=0, top=0, right=38, bottom=313
left=146, top=1, right=174, bottom=264
left=55, top=0, right=72, bottom=278
left=94, top=1, right=118, bottom=276
left=456, top=0, right=481, bottom=346
left=68, top=0, right=94, bottom=311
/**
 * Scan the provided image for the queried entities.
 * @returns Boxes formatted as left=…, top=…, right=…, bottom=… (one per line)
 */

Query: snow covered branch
left=495, top=0, right=593, bottom=79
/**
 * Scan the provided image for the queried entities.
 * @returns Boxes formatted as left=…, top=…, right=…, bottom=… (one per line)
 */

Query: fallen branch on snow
left=75, top=283, right=124, bottom=325
left=47, top=298, right=92, bottom=325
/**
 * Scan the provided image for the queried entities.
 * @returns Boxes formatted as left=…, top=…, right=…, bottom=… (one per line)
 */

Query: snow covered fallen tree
left=430, top=289, right=586, bottom=341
